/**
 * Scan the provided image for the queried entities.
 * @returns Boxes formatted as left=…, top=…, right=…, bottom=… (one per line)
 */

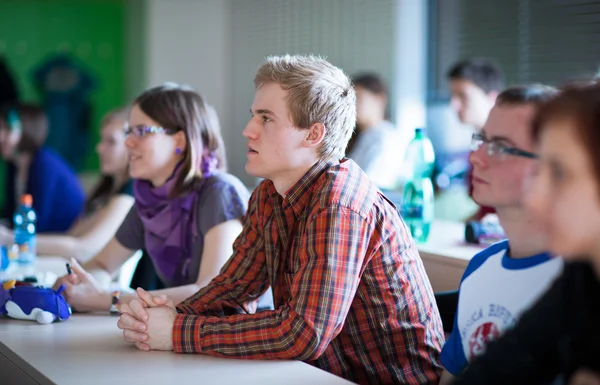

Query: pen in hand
left=66, top=262, right=72, bottom=275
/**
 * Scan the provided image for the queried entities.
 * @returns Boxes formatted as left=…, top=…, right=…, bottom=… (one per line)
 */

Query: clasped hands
left=117, top=287, right=178, bottom=352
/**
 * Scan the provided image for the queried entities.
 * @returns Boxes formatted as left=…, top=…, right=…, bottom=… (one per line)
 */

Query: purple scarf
left=134, top=176, right=196, bottom=285
left=134, top=155, right=217, bottom=285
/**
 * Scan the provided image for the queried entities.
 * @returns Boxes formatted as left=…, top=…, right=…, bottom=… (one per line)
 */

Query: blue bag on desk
left=1, top=282, right=71, bottom=324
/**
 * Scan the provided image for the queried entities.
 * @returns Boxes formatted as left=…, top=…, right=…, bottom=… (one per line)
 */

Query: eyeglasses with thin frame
left=123, top=123, right=177, bottom=138
left=471, top=133, right=538, bottom=160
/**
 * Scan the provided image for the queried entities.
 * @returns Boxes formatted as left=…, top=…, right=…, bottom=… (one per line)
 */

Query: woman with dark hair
left=0, top=104, right=85, bottom=232
left=452, top=84, right=600, bottom=385
left=0, top=108, right=134, bottom=260
left=53, top=83, right=255, bottom=313
left=347, top=73, right=405, bottom=190
left=0, top=56, right=19, bottom=106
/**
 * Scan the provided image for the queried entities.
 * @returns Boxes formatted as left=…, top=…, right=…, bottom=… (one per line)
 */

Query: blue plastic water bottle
left=401, top=128, right=435, bottom=243
left=0, top=245, right=8, bottom=272
left=13, top=194, right=37, bottom=266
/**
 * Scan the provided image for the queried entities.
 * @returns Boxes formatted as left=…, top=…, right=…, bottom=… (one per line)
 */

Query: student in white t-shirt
left=439, top=84, right=563, bottom=385
left=346, top=73, right=407, bottom=190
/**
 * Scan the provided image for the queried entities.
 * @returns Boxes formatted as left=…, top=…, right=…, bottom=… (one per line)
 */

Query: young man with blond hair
left=117, top=55, right=444, bottom=384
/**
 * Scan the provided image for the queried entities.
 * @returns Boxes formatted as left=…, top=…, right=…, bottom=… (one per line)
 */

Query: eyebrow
left=250, top=108, right=277, bottom=117
left=481, top=129, right=517, bottom=146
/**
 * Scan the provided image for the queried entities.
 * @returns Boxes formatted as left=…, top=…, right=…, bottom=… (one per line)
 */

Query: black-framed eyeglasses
left=471, top=133, right=538, bottom=160
left=123, top=123, right=177, bottom=138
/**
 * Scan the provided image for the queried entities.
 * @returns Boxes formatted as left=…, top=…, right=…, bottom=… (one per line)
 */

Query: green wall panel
left=0, top=0, right=126, bottom=211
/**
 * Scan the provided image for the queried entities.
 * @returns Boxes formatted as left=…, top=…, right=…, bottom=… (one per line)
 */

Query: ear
left=174, top=130, right=187, bottom=153
left=488, top=91, right=500, bottom=103
left=304, top=122, right=326, bottom=149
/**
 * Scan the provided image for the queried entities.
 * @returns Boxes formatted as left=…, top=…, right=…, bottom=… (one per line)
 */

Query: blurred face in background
left=355, top=85, right=386, bottom=130
left=525, top=119, right=600, bottom=263
left=469, top=103, right=537, bottom=210
left=124, top=104, right=186, bottom=187
left=0, top=121, right=21, bottom=159
left=449, top=79, right=497, bottom=129
left=96, top=117, right=128, bottom=176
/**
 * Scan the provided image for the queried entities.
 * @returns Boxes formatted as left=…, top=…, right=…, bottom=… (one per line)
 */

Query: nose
left=124, top=135, right=137, bottom=149
left=242, top=119, right=259, bottom=140
left=469, top=143, right=489, bottom=169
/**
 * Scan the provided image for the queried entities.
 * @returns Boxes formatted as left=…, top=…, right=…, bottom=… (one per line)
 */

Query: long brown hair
left=85, top=107, right=131, bottom=213
left=532, top=83, right=600, bottom=190
left=133, top=83, right=226, bottom=197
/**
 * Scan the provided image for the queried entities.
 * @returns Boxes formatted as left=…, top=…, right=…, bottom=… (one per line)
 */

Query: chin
left=128, top=168, right=143, bottom=180
left=245, top=163, right=263, bottom=179
left=471, top=194, right=492, bottom=209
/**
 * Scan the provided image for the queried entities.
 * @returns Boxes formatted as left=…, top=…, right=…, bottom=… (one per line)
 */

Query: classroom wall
left=0, top=0, right=128, bottom=208
left=145, top=0, right=235, bottom=172
left=144, top=0, right=407, bottom=187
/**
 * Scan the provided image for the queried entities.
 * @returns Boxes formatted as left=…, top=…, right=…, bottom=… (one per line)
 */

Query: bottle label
left=16, top=238, right=36, bottom=264
left=401, top=204, right=424, bottom=219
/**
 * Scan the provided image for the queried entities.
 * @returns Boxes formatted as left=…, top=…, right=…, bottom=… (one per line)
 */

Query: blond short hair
left=254, top=54, right=356, bottom=161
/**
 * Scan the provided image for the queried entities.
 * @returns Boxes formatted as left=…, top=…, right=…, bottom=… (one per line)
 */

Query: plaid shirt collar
left=266, top=158, right=339, bottom=220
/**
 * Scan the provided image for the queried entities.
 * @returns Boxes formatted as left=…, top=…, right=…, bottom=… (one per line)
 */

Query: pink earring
left=175, top=148, right=182, bottom=155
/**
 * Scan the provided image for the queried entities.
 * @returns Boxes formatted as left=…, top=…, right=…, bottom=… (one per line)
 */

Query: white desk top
left=416, top=220, right=485, bottom=292
left=417, top=220, right=483, bottom=262
left=0, top=315, right=354, bottom=385
left=0, top=220, right=479, bottom=383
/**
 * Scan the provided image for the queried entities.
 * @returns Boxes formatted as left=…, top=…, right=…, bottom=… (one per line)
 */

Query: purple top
left=115, top=173, right=249, bottom=287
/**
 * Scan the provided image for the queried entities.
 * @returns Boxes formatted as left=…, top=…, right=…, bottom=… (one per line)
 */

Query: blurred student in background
left=446, top=58, right=505, bottom=221
left=0, top=108, right=133, bottom=261
left=453, top=83, right=600, bottom=385
left=0, top=104, right=85, bottom=232
left=439, top=85, right=562, bottom=385
left=346, top=73, right=404, bottom=190
left=52, top=83, right=261, bottom=313
left=447, top=58, right=504, bottom=132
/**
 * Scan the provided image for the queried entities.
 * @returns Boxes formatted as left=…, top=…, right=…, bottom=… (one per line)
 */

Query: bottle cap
left=21, top=194, right=32, bottom=206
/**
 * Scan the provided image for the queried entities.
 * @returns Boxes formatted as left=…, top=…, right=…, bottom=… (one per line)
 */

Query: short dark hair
left=0, top=104, right=48, bottom=153
left=133, top=83, right=226, bottom=198
left=496, top=84, right=558, bottom=107
left=447, top=58, right=505, bottom=94
left=352, top=73, right=388, bottom=96
left=532, top=84, right=600, bottom=194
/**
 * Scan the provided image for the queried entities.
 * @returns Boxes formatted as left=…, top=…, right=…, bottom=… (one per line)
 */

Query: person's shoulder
left=199, top=172, right=251, bottom=203
left=312, top=160, right=381, bottom=216
left=32, top=147, right=80, bottom=184
left=203, top=172, right=248, bottom=192
left=462, top=239, right=509, bottom=281
left=562, top=261, right=598, bottom=288
left=373, top=120, right=397, bottom=134
left=34, top=147, right=64, bottom=166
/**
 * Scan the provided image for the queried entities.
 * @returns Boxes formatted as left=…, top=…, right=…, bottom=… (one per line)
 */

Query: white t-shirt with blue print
left=440, top=240, right=564, bottom=376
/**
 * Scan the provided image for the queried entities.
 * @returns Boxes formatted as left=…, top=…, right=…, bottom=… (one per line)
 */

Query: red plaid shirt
left=174, top=159, right=444, bottom=384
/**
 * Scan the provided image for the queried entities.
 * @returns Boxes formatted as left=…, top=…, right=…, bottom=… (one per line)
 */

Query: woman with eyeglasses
left=53, top=83, right=254, bottom=313
left=0, top=108, right=134, bottom=261
left=452, top=84, right=600, bottom=385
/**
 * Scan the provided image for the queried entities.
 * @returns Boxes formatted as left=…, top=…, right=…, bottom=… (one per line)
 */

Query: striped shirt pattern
left=174, top=159, right=444, bottom=384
